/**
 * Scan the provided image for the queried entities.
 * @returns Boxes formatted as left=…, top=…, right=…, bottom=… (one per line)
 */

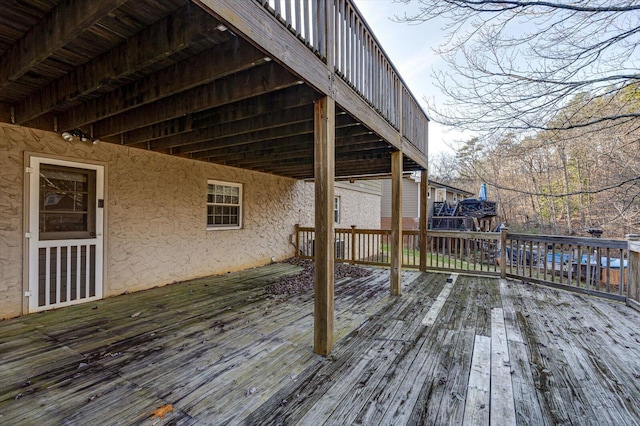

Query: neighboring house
left=0, top=0, right=427, bottom=324
left=381, top=172, right=473, bottom=230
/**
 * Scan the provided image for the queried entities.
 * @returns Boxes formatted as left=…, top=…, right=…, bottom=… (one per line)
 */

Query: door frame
left=23, top=153, right=106, bottom=314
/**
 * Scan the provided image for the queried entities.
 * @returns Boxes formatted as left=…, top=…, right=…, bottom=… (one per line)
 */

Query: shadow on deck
left=1, top=264, right=640, bottom=425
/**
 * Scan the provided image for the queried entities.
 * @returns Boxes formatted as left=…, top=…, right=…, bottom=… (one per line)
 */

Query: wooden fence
left=295, top=225, right=635, bottom=302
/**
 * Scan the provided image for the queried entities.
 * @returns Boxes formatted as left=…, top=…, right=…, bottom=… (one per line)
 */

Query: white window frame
left=334, top=196, right=341, bottom=224
left=206, top=180, right=243, bottom=230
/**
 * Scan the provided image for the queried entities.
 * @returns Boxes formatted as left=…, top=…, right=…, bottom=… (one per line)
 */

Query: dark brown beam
left=0, top=0, right=128, bottom=93
left=133, top=104, right=314, bottom=151
left=186, top=115, right=362, bottom=159
left=205, top=134, right=383, bottom=163
left=121, top=85, right=318, bottom=145
left=230, top=146, right=392, bottom=169
left=180, top=121, right=313, bottom=156
left=56, top=43, right=270, bottom=134
left=258, top=159, right=395, bottom=179
left=218, top=145, right=390, bottom=171
left=62, top=62, right=301, bottom=138
left=16, top=6, right=224, bottom=124
left=0, top=102, right=11, bottom=123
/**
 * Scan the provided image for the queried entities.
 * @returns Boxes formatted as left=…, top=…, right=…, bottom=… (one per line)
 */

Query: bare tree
left=396, top=0, right=640, bottom=136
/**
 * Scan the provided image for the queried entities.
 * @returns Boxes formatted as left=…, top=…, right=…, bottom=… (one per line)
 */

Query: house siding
left=298, top=183, right=381, bottom=229
left=381, top=178, right=420, bottom=218
left=336, top=180, right=382, bottom=196
left=0, top=123, right=379, bottom=319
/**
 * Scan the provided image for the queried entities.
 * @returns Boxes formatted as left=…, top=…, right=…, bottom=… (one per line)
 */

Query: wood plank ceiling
left=0, top=0, right=421, bottom=180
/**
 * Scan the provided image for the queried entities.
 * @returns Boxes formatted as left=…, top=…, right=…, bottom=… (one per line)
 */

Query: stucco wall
left=0, top=123, right=381, bottom=319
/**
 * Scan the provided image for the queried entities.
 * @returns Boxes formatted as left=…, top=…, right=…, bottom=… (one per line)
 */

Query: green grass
left=378, top=244, right=495, bottom=271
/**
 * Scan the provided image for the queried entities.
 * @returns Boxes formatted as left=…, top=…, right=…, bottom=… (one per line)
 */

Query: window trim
left=206, top=180, right=243, bottom=230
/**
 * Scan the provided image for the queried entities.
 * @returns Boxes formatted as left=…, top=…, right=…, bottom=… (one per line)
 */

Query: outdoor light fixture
left=61, top=128, right=99, bottom=144
left=216, top=24, right=228, bottom=32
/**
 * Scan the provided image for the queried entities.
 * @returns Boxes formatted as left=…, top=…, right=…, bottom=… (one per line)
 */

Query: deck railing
left=255, top=0, right=428, bottom=154
left=294, top=225, right=633, bottom=302
left=628, top=235, right=640, bottom=311
left=503, top=233, right=628, bottom=302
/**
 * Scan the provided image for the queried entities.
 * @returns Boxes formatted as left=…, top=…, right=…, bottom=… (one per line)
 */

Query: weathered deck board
left=1, top=264, right=640, bottom=425
left=463, top=334, right=491, bottom=425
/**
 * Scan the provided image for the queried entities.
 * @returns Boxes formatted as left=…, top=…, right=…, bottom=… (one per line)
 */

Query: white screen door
left=27, top=157, right=104, bottom=312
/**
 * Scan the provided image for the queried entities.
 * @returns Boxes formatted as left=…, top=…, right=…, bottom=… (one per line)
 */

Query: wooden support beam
left=390, top=150, right=403, bottom=295
left=57, top=45, right=270, bottom=134
left=259, top=159, right=400, bottom=180
left=206, top=135, right=383, bottom=164
left=0, top=0, right=129, bottom=93
left=232, top=147, right=392, bottom=170
left=16, top=6, right=225, bottom=124
left=61, top=62, right=300, bottom=138
left=0, top=102, right=11, bottom=123
left=313, top=96, right=335, bottom=356
left=121, top=85, right=318, bottom=145
left=419, top=170, right=428, bottom=272
left=189, top=117, right=364, bottom=159
left=139, top=104, right=324, bottom=151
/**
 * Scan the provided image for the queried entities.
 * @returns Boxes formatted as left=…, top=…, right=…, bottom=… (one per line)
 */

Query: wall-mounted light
left=60, top=128, right=99, bottom=144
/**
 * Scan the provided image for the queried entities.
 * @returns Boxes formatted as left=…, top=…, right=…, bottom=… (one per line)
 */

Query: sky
left=352, top=0, right=471, bottom=156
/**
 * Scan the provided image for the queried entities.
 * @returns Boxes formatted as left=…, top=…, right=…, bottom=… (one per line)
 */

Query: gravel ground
left=266, top=258, right=372, bottom=295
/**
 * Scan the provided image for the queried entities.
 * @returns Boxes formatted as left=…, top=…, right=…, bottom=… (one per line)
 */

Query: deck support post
left=627, top=234, right=640, bottom=312
left=419, top=169, right=428, bottom=272
left=500, top=227, right=508, bottom=279
left=391, top=150, right=403, bottom=295
left=313, top=95, right=335, bottom=356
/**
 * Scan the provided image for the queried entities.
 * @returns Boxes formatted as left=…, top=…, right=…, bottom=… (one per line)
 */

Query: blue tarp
left=545, top=252, right=628, bottom=269
left=478, top=183, right=487, bottom=201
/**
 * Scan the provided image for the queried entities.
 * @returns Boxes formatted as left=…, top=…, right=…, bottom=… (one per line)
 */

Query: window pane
left=39, top=166, right=93, bottom=236
left=206, top=181, right=241, bottom=228
left=40, top=212, right=88, bottom=233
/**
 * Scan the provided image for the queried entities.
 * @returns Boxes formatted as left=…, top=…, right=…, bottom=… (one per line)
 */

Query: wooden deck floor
left=1, top=264, right=640, bottom=425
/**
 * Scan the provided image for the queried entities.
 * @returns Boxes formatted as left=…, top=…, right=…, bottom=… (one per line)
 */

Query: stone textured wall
left=0, top=123, right=381, bottom=319
left=0, top=124, right=306, bottom=318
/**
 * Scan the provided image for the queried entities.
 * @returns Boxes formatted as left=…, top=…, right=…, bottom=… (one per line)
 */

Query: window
left=39, top=164, right=96, bottom=240
left=207, top=180, right=242, bottom=229
left=428, top=188, right=431, bottom=199
left=334, top=196, right=341, bottom=224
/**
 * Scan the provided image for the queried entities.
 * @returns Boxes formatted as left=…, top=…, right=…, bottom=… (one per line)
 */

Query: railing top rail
left=507, top=233, right=627, bottom=250
left=428, top=230, right=501, bottom=241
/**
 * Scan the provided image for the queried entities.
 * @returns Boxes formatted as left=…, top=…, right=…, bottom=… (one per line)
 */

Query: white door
left=27, top=157, right=104, bottom=312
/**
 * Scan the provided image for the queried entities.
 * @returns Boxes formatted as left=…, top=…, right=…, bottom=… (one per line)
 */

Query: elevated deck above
left=0, top=0, right=428, bottom=179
